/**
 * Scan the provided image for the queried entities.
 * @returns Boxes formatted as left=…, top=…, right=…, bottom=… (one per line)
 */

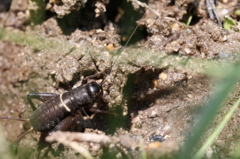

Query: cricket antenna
left=11, top=127, right=34, bottom=144
left=0, top=117, right=29, bottom=122
left=0, top=117, right=32, bottom=144
left=100, top=12, right=146, bottom=86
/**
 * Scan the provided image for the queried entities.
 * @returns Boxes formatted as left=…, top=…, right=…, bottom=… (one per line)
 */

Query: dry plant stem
left=46, top=131, right=113, bottom=145
left=46, top=131, right=140, bottom=150
left=46, top=132, right=109, bottom=159
left=206, top=0, right=222, bottom=27
left=46, top=131, right=137, bottom=158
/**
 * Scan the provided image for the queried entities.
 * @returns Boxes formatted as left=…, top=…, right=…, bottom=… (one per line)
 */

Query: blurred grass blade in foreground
left=181, top=61, right=240, bottom=158
left=193, top=97, right=240, bottom=159
left=0, top=125, right=12, bottom=159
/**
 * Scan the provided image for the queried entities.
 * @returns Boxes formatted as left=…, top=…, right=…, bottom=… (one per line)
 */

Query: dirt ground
left=1, top=0, right=240, bottom=158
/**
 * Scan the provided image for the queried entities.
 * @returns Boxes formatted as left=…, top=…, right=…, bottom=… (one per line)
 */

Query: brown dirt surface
left=1, top=0, right=240, bottom=158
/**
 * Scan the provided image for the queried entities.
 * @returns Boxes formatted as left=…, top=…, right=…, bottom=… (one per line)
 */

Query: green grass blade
left=186, top=15, right=192, bottom=26
left=181, top=62, right=240, bottom=159
left=0, top=125, right=12, bottom=159
left=193, top=97, right=240, bottom=159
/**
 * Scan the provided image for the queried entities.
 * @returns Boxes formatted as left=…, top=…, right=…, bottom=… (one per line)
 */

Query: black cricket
left=1, top=11, right=136, bottom=142
left=0, top=70, right=111, bottom=143
left=28, top=77, right=104, bottom=132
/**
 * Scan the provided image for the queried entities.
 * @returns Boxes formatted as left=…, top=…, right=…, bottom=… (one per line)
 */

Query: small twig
left=46, top=131, right=113, bottom=145
left=205, top=0, right=222, bottom=27
left=46, top=131, right=140, bottom=157
left=46, top=132, right=115, bottom=159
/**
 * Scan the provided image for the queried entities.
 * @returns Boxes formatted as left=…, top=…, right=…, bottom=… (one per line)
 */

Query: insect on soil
left=0, top=12, right=140, bottom=146
left=0, top=57, right=120, bottom=143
